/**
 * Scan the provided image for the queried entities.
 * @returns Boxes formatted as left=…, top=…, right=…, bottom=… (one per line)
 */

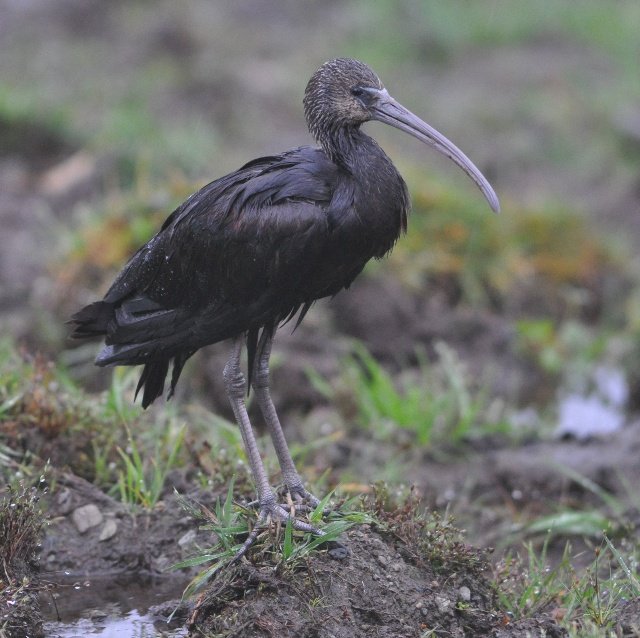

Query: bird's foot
left=245, top=482, right=330, bottom=515
left=285, top=482, right=321, bottom=508
left=189, top=498, right=330, bottom=630
left=280, top=482, right=333, bottom=516
left=232, top=494, right=324, bottom=566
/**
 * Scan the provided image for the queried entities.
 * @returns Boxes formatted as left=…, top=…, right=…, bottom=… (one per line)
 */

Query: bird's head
left=304, top=58, right=384, bottom=133
left=304, top=58, right=500, bottom=213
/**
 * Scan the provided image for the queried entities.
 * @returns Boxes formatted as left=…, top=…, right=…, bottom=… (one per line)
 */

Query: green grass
left=0, top=340, right=190, bottom=507
left=116, top=423, right=186, bottom=510
left=0, top=339, right=103, bottom=479
left=512, top=464, right=636, bottom=549
left=495, top=534, right=640, bottom=636
left=494, top=465, right=640, bottom=636
left=172, top=487, right=369, bottom=599
left=309, top=340, right=510, bottom=448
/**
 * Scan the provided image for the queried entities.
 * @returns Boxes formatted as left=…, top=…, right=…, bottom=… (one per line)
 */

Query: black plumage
left=73, top=139, right=407, bottom=405
left=71, top=59, right=499, bottom=537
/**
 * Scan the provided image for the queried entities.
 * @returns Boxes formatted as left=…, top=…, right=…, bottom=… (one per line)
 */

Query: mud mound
left=185, top=525, right=564, bottom=638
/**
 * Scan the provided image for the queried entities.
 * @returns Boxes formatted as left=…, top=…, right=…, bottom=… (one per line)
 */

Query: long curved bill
left=369, top=88, right=500, bottom=213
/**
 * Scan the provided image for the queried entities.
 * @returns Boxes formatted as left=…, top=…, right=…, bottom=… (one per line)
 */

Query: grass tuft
left=0, top=479, right=47, bottom=637
left=172, top=488, right=370, bottom=599
left=116, top=423, right=186, bottom=510
left=495, top=534, right=640, bottom=636
left=309, top=340, right=509, bottom=448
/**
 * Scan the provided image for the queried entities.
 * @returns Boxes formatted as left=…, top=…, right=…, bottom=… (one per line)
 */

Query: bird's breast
left=347, top=165, right=408, bottom=259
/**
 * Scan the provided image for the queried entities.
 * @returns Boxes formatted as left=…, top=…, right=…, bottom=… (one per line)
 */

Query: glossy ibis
left=71, top=58, right=499, bottom=540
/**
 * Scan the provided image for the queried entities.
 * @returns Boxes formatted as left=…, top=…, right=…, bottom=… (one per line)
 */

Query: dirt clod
left=188, top=524, right=560, bottom=638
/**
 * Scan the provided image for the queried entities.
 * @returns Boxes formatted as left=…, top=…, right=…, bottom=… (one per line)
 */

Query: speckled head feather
left=304, top=58, right=383, bottom=148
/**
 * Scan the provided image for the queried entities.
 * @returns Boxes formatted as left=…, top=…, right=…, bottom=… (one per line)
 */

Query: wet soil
left=11, top=414, right=636, bottom=637
left=2, top=406, right=639, bottom=636
left=35, top=472, right=573, bottom=638
left=41, top=472, right=218, bottom=577
left=182, top=525, right=561, bottom=638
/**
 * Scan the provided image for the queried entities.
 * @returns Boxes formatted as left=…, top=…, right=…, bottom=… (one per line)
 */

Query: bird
left=71, top=58, right=499, bottom=543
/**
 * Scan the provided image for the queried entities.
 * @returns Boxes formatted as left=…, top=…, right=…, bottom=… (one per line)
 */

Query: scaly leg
left=222, top=337, right=320, bottom=553
left=252, top=331, right=322, bottom=509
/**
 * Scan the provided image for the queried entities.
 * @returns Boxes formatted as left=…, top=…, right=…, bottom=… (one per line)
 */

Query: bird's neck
left=318, top=125, right=375, bottom=172
left=319, top=125, right=409, bottom=250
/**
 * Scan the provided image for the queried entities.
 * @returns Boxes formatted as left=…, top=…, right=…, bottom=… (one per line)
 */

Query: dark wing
left=105, top=147, right=340, bottom=310
left=70, top=146, right=348, bottom=405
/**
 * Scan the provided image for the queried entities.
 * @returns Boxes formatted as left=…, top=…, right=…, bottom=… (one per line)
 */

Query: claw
left=284, top=483, right=333, bottom=517
left=230, top=496, right=324, bottom=566
left=245, top=484, right=332, bottom=516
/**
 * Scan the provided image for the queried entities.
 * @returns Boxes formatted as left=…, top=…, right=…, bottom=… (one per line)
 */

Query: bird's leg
left=252, top=332, right=323, bottom=510
left=223, top=337, right=319, bottom=539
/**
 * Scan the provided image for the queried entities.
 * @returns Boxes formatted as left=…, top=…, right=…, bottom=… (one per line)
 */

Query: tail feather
left=168, top=350, right=195, bottom=400
left=71, top=302, right=195, bottom=409
left=135, top=360, right=170, bottom=409
left=69, top=301, right=113, bottom=338
left=133, top=352, right=196, bottom=409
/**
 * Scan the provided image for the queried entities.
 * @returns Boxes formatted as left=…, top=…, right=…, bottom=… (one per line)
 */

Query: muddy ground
left=24, top=425, right=637, bottom=638
left=1, top=1, right=640, bottom=637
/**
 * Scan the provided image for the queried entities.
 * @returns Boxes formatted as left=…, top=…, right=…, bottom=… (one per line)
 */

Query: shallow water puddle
left=42, top=573, right=188, bottom=637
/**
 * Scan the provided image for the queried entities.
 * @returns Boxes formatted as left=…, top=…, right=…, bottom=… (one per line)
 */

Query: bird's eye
left=351, top=86, right=374, bottom=108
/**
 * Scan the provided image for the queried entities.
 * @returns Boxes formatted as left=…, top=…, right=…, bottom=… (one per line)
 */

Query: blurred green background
left=1, top=0, right=639, bottom=520
left=2, top=3, right=640, bottom=634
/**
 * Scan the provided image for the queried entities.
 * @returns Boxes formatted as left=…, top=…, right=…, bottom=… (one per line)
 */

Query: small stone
left=99, top=519, right=118, bottom=541
left=178, top=529, right=197, bottom=547
left=328, top=544, right=349, bottom=560
left=435, top=595, right=452, bottom=614
left=377, top=554, right=389, bottom=566
left=71, top=504, right=103, bottom=534
left=415, top=601, right=423, bottom=609
left=56, top=488, right=73, bottom=513
left=152, top=555, right=171, bottom=572
left=458, top=586, right=471, bottom=602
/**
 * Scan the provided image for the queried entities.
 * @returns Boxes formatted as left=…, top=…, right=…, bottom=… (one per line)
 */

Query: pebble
left=458, top=586, right=471, bottom=602
left=435, top=595, right=452, bottom=614
left=152, top=554, right=170, bottom=572
left=328, top=544, right=349, bottom=560
left=377, top=554, right=389, bottom=566
left=56, top=489, right=74, bottom=515
left=99, top=519, right=118, bottom=541
left=178, top=529, right=197, bottom=547
left=71, top=504, right=103, bottom=534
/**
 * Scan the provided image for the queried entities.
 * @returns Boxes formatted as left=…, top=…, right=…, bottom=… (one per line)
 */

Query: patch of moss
left=369, top=483, right=490, bottom=576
